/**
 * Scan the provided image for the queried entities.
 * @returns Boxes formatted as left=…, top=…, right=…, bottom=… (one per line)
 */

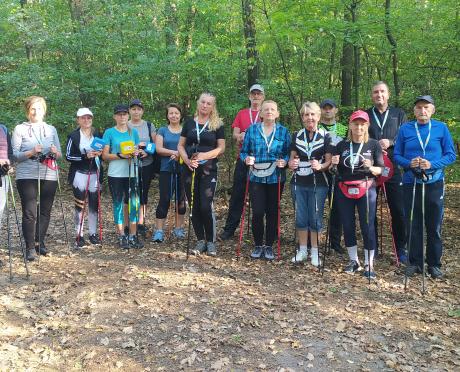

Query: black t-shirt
left=290, top=128, right=333, bottom=187
left=334, top=139, right=384, bottom=181
left=181, top=117, right=225, bottom=170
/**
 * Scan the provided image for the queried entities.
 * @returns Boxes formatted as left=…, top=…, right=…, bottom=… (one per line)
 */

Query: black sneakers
left=405, top=265, right=422, bottom=277
left=26, top=249, right=36, bottom=261
left=218, top=230, right=234, bottom=241
left=128, top=235, right=144, bottom=249
left=119, top=235, right=129, bottom=250
left=344, top=260, right=361, bottom=274
left=35, top=243, right=48, bottom=256
left=89, top=234, right=101, bottom=245
left=75, top=237, right=87, bottom=249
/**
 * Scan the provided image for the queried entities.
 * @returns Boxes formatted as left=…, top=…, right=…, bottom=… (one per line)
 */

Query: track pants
left=182, top=166, right=217, bottom=242
left=404, top=180, right=444, bottom=268
left=222, top=159, right=248, bottom=234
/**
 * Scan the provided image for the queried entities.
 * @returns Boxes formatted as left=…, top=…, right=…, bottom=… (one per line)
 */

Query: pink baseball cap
left=349, top=110, right=370, bottom=124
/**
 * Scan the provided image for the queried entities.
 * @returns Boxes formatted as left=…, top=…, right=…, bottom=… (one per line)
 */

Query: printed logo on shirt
left=211, top=178, right=217, bottom=183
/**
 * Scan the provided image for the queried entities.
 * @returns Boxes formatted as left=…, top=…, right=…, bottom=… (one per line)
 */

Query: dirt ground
left=0, top=181, right=459, bottom=372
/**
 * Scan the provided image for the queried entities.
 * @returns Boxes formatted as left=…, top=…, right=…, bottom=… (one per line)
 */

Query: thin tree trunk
left=351, top=2, right=360, bottom=108
left=261, top=0, right=300, bottom=116
left=19, top=0, right=33, bottom=60
left=328, top=8, right=338, bottom=89
left=241, top=0, right=259, bottom=87
left=340, top=10, right=353, bottom=107
left=384, top=0, right=400, bottom=105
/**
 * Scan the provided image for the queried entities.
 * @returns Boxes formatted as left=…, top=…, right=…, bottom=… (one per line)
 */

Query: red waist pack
left=338, top=179, right=374, bottom=199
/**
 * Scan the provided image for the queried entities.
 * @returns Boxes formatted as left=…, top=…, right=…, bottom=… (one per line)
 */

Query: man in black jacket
left=366, top=81, right=407, bottom=263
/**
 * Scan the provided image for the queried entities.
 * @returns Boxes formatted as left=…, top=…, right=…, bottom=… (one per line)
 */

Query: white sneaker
left=311, top=248, right=321, bottom=267
left=291, top=249, right=308, bottom=263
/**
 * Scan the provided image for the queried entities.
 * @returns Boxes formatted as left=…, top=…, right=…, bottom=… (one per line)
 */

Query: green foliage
left=0, top=0, right=458, bottom=141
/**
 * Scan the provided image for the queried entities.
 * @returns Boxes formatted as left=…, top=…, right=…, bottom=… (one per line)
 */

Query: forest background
left=0, top=0, right=458, bottom=177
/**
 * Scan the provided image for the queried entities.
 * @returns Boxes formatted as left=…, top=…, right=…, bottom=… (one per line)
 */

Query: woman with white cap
left=65, top=108, right=103, bottom=248
left=331, top=110, right=384, bottom=279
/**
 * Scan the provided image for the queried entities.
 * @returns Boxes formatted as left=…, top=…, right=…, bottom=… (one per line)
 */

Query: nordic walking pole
left=404, top=176, right=417, bottom=291
left=379, top=187, right=383, bottom=257
left=53, top=155, right=71, bottom=255
left=237, top=159, right=251, bottom=260
left=134, top=154, right=140, bottom=243
left=7, top=174, right=29, bottom=277
left=276, top=155, right=282, bottom=260
left=382, top=182, right=399, bottom=266
left=322, top=164, right=337, bottom=275
left=186, top=167, right=196, bottom=260
left=292, top=155, right=299, bottom=263
left=4, top=173, right=12, bottom=281
left=77, top=157, right=93, bottom=246
left=36, top=155, right=41, bottom=263
left=96, top=165, right=103, bottom=245
left=365, top=175, right=371, bottom=285
left=421, top=180, right=426, bottom=295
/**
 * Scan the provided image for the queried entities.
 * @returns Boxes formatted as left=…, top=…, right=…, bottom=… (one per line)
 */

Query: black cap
left=414, top=95, right=434, bottom=105
left=129, top=99, right=144, bottom=109
left=320, top=99, right=337, bottom=108
left=113, top=104, right=129, bottom=114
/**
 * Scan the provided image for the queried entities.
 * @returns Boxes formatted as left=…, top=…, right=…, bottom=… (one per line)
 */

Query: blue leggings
left=336, top=185, right=377, bottom=251
left=108, top=176, right=139, bottom=224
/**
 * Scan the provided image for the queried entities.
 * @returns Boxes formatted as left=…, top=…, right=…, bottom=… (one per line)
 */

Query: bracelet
left=116, top=152, right=124, bottom=159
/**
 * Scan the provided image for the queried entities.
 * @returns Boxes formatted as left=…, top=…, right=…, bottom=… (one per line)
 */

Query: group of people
left=0, top=82, right=456, bottom=281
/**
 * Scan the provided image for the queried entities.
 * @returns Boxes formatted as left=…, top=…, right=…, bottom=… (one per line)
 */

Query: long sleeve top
left=12, top=122, right=62, bottom=180
left=394, top=119, right=456, bottom=184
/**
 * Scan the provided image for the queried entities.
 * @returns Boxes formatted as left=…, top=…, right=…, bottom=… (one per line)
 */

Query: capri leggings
left=156, top=171, right=186, bottom=219
left=108, top=176, right=139, bottom=224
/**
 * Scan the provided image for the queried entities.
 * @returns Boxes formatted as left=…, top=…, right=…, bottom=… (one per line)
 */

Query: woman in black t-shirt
left=177, top=92, right=225, bottom=256
left=288, top=102, right=332, bottom=267
left=331, top=110, right=384, bottom=279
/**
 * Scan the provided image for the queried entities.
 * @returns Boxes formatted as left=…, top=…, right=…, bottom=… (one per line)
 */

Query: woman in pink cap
left=331, top=110, right=384, bottom=279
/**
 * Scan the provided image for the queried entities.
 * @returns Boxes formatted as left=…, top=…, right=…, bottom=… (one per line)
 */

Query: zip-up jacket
left=65, top=128, right=103, bottom=185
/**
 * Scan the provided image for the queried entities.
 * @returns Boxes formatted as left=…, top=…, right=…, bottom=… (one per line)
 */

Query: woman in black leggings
left=152, top=103, right=186, bottom=242
left=12, top=96, right=62, bottom=261
left=177, top=92, right=225, bottom=256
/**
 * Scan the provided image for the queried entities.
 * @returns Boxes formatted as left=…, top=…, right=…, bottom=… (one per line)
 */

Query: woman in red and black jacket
left=331, top=110, right=384, bottom=280
left=66, top=108, right=103, bottom=248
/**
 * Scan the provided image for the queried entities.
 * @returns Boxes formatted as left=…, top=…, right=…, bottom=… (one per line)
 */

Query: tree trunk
left=164, top=1, right=178, bottom=50
left=328, top=8, right=338, bottom=89
left=385, top=0, right=400, bottom=105
left=340, top=11, right=353, bottom=107
left=241, top=0, right=259, bottom=87
left=261, top=0, right=300, bottom=116
left=351, top=2, right=360, bottom=108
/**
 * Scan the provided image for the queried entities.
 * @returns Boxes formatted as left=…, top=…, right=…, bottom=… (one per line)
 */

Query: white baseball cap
left=76, top=107, right=93, bottom=117
left=249, top=84, right=264, bottom=93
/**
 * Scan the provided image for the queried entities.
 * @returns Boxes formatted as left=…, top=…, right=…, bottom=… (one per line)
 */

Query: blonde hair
left=24, top=96, right=47, bottom=117
left=195, top=92, right=223, bottom=131
left=259, top=100, right=279, bottom=119
left=347, top=121, right=369, bottom=143
left=300, top=101, right=321, bottom=118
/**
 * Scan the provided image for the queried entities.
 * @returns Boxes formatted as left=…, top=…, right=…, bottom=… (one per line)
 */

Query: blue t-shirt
left=157, top=125, right=181, bottom=172
left=103, top=127, right=140, bottom=177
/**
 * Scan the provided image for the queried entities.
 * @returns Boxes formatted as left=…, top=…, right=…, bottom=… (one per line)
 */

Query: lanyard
left=259, top=123, right=276, bottom=153
left=195, top=120, right=209, bottom=144
left=415, top=121, right=431, bottom=156
left=249, top=109, right=260, bottom=125
left=349, top=141, right=364, bottom=174
left=372, top=108, right=389, bottom=136
left=302, top=129, right=318, bottom=159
